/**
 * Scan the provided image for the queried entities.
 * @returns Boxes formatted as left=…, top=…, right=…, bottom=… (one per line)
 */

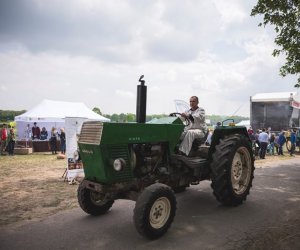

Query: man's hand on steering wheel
left=181, top=113, right=188, bottom=119
left=169, top=112, right=190, bottom=126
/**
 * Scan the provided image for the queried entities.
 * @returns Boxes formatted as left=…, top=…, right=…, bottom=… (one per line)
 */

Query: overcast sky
left=0, top=0, right=297, bottom=117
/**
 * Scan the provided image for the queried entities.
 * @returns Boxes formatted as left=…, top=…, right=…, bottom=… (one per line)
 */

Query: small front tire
left=77, top=181, right=114, bottom=216
left=133, top=183, right=176, bottom=239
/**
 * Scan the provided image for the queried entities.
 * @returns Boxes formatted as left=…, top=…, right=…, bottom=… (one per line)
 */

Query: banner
left=290, top=100, right=300, bottom=109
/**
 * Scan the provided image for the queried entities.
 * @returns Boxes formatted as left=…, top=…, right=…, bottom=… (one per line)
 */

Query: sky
left=0, top=0, right=298, bottom=117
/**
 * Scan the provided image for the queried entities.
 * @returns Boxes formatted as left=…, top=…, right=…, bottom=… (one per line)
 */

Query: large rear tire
left=210, top=135, right=254, bottom=206
left=77, top=181, right=114, bottom=216
left=133, top=183, right=176, bottom=239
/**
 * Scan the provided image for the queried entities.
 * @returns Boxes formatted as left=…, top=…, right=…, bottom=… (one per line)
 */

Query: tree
left=92, top=107, right=102, bottom=115
left=251, top=0, right=300, bottom=87
left=119, top=113, right=126, bottom=122
left=126, top=113, right=135, bottom=122
left=110, top=113, right=119, bottom=122
left=0, top=110, right=26, bottom=121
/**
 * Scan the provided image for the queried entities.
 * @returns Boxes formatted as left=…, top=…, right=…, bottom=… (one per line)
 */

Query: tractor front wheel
left=210, top=135, right=254, bottom=206
left=133, top=183, right=176, bottom=239
left=77, top=181, right=114, bottom=216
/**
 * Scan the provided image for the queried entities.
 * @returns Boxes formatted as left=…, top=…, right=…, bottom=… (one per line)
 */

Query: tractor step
left=171, top=154, right=208, bottom=169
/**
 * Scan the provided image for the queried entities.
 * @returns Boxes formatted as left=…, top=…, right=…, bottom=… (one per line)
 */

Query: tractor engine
left=131, top=143, right=167, bottom=177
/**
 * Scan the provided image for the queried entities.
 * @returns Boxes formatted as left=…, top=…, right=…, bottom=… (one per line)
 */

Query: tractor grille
left=109, top=145, right=133, bottom=181
left=78, top=121, right=103, bottom=145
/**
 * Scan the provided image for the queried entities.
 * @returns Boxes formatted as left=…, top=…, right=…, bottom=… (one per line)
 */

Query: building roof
left=251, top=92, right=296, bottom=102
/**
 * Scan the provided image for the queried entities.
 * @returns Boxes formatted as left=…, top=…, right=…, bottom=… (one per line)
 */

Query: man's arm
left=192, top=107, right=205, bottom=123
left=190, top=107, right=206, bottom=130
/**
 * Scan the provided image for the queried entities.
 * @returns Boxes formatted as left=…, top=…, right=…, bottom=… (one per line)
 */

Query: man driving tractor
left=178, top=96, right=207, bottom=156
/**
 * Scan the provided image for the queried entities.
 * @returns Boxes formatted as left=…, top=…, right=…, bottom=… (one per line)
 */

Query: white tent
left=15, top=99, right=110, bottom=140
left=236, top=120, right=250, bottom=129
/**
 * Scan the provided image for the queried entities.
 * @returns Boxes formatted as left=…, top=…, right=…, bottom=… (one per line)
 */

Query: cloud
left=0, top=0, right=249, bottom=63
left=212, top=0, right=247, bottom=30
left=0, top=0, right=138, bottom=60
left=115, top=89, right=135, bottom=98
left=0, top=0, right=298, bottom=117
left=0, top=85, right=8, bottom=92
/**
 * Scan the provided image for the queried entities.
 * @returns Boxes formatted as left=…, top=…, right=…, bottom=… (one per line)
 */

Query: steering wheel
left=169, top=112, right=190, bottom=126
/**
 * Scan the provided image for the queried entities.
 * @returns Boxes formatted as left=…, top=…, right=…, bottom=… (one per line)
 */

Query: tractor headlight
left=113, top=158, right=125, bottom=171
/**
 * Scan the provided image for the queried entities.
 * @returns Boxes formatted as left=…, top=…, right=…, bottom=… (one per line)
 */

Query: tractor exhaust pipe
left=136, top=75, right=147, bottom=123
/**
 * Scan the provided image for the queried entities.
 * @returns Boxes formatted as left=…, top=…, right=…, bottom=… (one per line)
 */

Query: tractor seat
left=175, top=130, right=209, bottom=157
left=192, top=130, right=209, bottom=148
left=189, top=130, right=210, bottom=157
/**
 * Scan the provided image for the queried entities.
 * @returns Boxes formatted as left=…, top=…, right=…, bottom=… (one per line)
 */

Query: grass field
left=0, top=153, right=78, bottom=228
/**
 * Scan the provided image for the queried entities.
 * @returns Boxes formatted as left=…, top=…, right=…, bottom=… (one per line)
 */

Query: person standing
left=247, top=126, right=255, bottom=140
left=254, top=129, right=261, bottom=156
left=274, top=133, right=280, bottom=155
left=7, top=128, right=16, bottom=156
left=269, top=133, right=275, bottom=155
left=40, top=127, right=48, bottom=140
left=278, top=130, right=286, bottom=155
left=59, top=128, right=66, bottom=155
left=290, top=129, right=297, bottom=156
left=32, top=122, right=41, bottom=140
left=258, top=128, right=269, bottom=159
left=49, top=127, right=57, bottom=154
left=0, top=123, right=8, bottom=155
left=24, top=124, right=31, bottom=140
left=24, top=124, right=31, bottom=147
left=178, top=96, right=207, bottom=156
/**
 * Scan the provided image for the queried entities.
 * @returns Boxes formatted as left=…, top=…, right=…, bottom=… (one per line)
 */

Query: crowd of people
left=247, top=126, right=299, bottom=159
left=0, top=122, right=66, bottom=156
left=0, top=123, right=16, bottom=156
left=24, top=122, right=49, bottom=141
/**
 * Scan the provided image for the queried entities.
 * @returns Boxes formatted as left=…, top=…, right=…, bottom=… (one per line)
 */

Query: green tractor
left=76, top=76, right=255, bottom=239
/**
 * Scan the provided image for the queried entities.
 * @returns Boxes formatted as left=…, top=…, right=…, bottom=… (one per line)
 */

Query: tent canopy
left=14, top=99, right=109, bottom=140
left=15, top=99, right=110, bottom=122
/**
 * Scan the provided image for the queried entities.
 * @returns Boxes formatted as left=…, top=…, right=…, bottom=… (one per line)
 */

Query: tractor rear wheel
left=210, top=134, right=254, bottom=206
left=133, top=183, right=176, bottom=239
left=77, top=181, right=114, bottom=216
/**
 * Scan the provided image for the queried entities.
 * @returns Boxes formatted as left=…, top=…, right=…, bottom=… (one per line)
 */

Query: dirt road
left=0, top=155, right=299, bottom=250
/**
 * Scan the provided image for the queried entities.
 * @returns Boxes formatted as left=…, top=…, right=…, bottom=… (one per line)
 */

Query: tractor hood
left=78, top=117, right=184, bottom=150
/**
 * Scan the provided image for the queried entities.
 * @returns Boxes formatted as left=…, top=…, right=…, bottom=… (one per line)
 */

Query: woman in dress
left=49, top=127, right=57, bottom=154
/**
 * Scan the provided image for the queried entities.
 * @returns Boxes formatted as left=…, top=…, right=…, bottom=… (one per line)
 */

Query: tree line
left=92, top=107, right=249, bottom=124
left=1, top=108, right=249, bottom=125
left=0, top=110, right=26, bottom=122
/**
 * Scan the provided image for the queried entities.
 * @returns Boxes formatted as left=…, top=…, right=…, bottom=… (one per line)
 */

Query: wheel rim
left=231, top=146, right=252, bottom=195
left=149, top=197, right=171, bottom=229
left=90, top=191, right=108, bottom=206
